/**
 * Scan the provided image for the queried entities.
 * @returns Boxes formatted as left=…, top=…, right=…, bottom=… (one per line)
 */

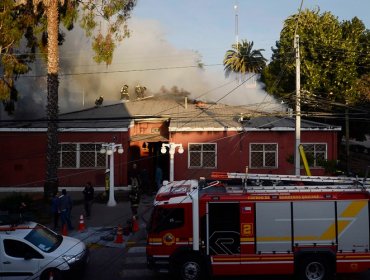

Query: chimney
left=195, top=100, right=206, bottom=108
left=287, top=108, right=293, bottom=118
left=185, top=97, right=188, bottom=109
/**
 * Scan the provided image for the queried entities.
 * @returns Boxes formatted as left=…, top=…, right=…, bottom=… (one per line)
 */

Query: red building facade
left=170, top=129, right=338, bottom=181
left=0, top=98, right=341, bottom=189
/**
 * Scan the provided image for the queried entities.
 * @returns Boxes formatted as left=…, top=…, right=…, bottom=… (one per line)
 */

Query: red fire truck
left=146, top=172, right=370, bottom=280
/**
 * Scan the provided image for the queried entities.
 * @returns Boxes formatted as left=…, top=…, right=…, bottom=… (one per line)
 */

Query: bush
left=0, top=193, right=51, bottom=225
left=0, top=193, right=32, bottom=213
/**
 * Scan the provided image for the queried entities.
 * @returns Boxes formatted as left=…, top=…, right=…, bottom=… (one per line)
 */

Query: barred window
left=59, top=144, right=76, bottom=168
left=250, top=143, right=277, bottom=168
left=59, top=143, right=106, bottom=168
left=189, top=143, right=216, bottom=168
left=301, top=143, right=327, bottom=167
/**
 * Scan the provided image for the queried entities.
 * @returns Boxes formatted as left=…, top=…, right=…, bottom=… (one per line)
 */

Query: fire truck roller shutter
left=256, top=202, right=292, bottom=253
left=293, top=201, right=336, bottom=246
left=292, top=202, right=337, bottom=280
left=337, top=200, right=369, bottom=252
left=256, top=201, right=339, bottom=250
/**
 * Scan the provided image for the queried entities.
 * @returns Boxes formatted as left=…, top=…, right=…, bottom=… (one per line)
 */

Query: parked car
left=0, top=221, right=89, bottom=280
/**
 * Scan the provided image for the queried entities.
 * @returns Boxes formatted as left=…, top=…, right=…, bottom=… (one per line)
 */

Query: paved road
left=65, top=193, right=157, bottom=280
left=81, top=231, right=370, bottom=280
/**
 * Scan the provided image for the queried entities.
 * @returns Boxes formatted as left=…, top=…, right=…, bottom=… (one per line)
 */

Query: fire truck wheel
left=298, top=255, right=333, bottom=280
left=174, top=254, right=204, bottom=280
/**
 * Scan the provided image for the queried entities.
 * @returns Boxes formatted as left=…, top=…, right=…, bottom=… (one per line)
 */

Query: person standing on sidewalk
left=129, top=185, right=140, bottom=216
left=59, top=189, right=74, bottom=230
left=83, top=182, right=94, bottom=218
left=51, top=191, right=60, bottom=230
left=155, top=166, right=163, bottom=191
left=129, top=163, right=140, bottom=189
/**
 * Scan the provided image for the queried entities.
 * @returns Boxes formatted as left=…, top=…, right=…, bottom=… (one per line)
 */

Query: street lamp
left=161, top=142, right=184, bottom=182
left=100, top=143, right=124, bottom=206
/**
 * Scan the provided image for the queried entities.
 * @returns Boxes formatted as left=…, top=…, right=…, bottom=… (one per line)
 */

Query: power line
left=1, top=63, right=222, bottom=79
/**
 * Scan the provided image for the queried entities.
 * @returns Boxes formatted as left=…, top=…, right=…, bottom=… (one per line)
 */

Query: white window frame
left=249, top=143, right=278, bottom=169
left=301, top=143, right=328, bottom=168
left=59, top=142, right=106, bottom=169
left=188, top=143, right=217, bottom=169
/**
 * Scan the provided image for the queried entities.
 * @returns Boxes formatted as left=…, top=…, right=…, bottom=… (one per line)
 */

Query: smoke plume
left=3, top=17, right=283, bottom=120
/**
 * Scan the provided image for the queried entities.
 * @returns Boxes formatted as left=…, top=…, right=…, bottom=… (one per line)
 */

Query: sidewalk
left=57, top=193, right=154, bottom=248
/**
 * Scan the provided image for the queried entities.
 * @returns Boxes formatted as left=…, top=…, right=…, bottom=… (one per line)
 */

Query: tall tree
left=1, top=0, right=136, bottom=196
left=0, top=0, right=40, bottom=113
left=261, top=8, right=370, bottom=138
left=44, top=0, right=60, bottom=198
left=223, top=40, right=267, bottom=77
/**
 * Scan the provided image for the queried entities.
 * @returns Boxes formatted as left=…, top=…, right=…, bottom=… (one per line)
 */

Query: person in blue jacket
left=51, top=191, right=60, bottom=230
left=59, top=189, right=74, bottom=230
left=82, top=182, right=94, bottom=218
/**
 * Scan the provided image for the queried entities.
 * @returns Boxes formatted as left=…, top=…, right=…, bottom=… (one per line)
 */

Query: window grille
left=189, top=143, right=216, bottom=168
left=301, top=143, right=327, bottom=167
left=59, top=143, right=106, bottom=168
left=59, top=144, right=76, bottom=168
left=250, top=143, right=277, bottom=168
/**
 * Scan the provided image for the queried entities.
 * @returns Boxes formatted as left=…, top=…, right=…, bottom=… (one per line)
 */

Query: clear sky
left=133, top=0, right=370, bottom=64
left=7, top=0, right=370, bottom=119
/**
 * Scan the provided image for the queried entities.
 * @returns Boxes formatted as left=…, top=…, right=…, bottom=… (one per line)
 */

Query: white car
left=0, top=221, right=89, bottom=280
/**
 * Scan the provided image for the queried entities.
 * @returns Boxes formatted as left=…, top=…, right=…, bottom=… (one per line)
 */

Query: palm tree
left=33, top=0, right=136, bottom=197
left=3, top=0, right=136, bottom=197
left=44, top=0, right=60, bottom=197
left=223, top=40, right=267, bottom=77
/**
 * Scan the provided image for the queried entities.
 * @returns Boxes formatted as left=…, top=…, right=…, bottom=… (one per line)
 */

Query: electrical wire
left=6, top=3, right=369, bottom=279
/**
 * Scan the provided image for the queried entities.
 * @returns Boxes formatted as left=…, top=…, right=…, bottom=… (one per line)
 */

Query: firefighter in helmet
left=129, top=184, right=140, bottom=216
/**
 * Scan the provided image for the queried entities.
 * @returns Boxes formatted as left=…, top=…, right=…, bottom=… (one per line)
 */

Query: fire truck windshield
left=147, top=207, right=184, bottom=233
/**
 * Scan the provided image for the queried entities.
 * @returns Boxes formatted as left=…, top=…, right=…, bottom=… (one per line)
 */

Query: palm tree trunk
left=44, top=0, right=59, bottom=198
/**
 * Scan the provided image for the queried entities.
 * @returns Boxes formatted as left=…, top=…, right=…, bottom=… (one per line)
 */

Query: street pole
left=100, top=143, right=124, bottom=207
left=107, top=150, right=116, bottom=207
left=345, top=107, right=350, bottom=174
left=294, top=34, right=301, bottom=176
left=161, top=143, right=184, bottom=182
left=169, top=152, right=175, bottom=182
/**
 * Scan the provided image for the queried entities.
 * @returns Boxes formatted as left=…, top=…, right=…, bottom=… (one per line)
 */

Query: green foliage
left=262, top=8, right=370, bottom=139
left=0, top=0, right=39, bottom=112
left=0, top=193, right=32, bottom=212
left=317, top=159, right=339, bottom=175
left=262, top=8, right=370, bottom=108
left=92, top=33, right=115, bottom=65
left=355, top=74, right=370, bottom=101
left=79, top=0, right=136, bottom=63
left=79, top=8, right=97, bottom=37
left=60, top=1, right=78, bottom=31
left=0, top=193, right=52, bottom=224
left=0, top=0, right=137, bottom=110
left=286, top=154, right=294, bottom=165
left=223, top=40, right=267, bottom=77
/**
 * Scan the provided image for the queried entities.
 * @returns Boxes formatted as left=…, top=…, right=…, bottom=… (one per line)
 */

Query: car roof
left=0, top=221, right=39, bottom=238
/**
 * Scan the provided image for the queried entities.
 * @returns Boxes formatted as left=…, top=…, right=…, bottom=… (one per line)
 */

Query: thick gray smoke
left=3, top=17, right=283, bottom=120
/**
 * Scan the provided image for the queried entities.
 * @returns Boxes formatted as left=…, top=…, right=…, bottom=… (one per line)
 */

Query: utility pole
left=294, top=34, right=301, bottom=175
left=345, top=107, right=350, bottom=174
left=234, top=3, right=239, bottom=49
